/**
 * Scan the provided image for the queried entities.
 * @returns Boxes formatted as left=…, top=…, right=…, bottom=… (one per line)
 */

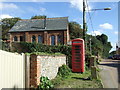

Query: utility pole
left=83, top=0, right=87, bottom=51
left=83, top=0, right=86, bottom=41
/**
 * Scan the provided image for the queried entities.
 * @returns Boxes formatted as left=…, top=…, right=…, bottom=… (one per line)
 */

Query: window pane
left=32, top=35, right=36, bottom=42
left=51, top=35, right=55, bottom=45
left=38, top=35, right=43, bottom=43
left=14, top=36, right=18, bottom=41
left=57, top=35, right=62, bottom=44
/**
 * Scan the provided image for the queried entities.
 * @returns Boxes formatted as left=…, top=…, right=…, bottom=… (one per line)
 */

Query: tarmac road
left=98, top=59, right=120, bottom=89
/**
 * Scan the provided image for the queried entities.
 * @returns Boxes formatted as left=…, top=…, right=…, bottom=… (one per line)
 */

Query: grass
left=51, top=70, right=103, bottom=88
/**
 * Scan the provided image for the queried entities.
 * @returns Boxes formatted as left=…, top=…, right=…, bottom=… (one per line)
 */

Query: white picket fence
left=0, top=50, right=25, bottom=89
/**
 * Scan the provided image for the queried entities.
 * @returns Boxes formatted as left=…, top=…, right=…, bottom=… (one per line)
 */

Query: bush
left=38, top=76, right=54, bottom=90
left=58, top=65, right=71, bottom=78
left=2, top=41, right=10, bottom=51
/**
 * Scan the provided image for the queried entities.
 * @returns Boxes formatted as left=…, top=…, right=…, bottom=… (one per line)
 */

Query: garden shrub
left=38, top=76, right=54, bottom=90
left=58, top=64, right=71, bottom=78
left=1, top=41, right=10, bottom=51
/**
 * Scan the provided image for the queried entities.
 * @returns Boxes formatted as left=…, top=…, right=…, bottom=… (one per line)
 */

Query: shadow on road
left=99, top=59, right=120, bottom=87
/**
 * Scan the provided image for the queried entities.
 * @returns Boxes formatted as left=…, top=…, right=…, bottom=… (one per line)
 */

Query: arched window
left=38, top=35, right=43, bottom=43
left=32, top=35, right=36, bottom=42
left=57, top=35, right=62, bottom=45
left=51, top=35, right=55, bottom=45
left=14, top=36, right=18, bottom=41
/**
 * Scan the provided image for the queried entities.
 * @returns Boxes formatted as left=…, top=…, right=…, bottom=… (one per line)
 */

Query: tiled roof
left=9, top=17, right=68, bottom=32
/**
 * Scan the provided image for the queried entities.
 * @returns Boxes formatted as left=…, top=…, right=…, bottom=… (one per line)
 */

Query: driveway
left=98, top=59, right=120, bottom=88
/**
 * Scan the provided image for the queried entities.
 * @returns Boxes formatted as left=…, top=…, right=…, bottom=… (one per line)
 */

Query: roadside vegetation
left=36, top=65, right=102, bottom=89
left=51, top=65, right=103, bottom=88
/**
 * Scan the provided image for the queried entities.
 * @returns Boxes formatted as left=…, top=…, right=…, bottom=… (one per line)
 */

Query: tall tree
left=69, top=22, right=83, bottom=39
left=1, top=17, right=21, bottom=40
left=96, top=34, right=112, bottom=58
left=86, top=35, right=103, bottom=56
left=31, top=15, right=46, bottom=19
left=96, top=34, right=108, bottom=44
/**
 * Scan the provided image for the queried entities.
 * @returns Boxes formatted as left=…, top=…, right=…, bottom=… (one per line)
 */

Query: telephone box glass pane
left=73, top=41, right=82, bottom=43
left=75, top=60, right=80, bottom=62
left=75, top=46, right=80, bottom=48
left=75, top=54, right=80, bottom=56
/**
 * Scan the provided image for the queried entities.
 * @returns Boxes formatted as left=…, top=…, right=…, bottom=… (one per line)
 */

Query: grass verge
left=51, top=70, right=103, bottom=88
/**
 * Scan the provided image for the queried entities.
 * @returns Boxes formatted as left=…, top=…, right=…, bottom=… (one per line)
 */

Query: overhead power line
left=85, top=0, right=96, bottom=36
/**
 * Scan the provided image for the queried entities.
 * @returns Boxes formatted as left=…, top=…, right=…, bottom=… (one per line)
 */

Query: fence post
left=0, top=25, right=2, bottom=50
left=22, top=53, right=26, bottom=88
left=25, top=55, right=30, bottom=88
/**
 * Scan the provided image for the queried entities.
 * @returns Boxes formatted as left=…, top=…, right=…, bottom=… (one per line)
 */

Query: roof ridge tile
left=19, top=17, right=68, bottom=21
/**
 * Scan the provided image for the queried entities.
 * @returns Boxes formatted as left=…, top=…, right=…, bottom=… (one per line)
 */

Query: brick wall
left=47, top=30, right=64, bottom=45
left=30, top=54, right=40, bottom=88
left=44, top=31, right=48, bottom=45
left=10, top=30, right=69, bottom=45
left=10, top=32, right=25, bottom=42
left=25, top=32, right=30, bottom=42
left=63, top=31, right=67, bottom=44
left=28, top=31, right=44, bottom=43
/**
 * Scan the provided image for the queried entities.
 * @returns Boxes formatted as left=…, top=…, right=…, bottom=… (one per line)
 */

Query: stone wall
left=29, top=54, right=66, bottom=88
left=37, top=55, right=66, bottom=80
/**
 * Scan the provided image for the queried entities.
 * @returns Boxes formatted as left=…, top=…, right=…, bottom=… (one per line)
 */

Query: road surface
left=98, top=59, right=120, bottom=88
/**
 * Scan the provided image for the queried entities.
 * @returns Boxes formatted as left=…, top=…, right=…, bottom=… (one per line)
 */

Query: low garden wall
left=30, top=54, right=66, bottom=88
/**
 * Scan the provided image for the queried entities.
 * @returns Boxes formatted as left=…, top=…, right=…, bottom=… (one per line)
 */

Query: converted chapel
left=9, top=17, right=70, bottom=45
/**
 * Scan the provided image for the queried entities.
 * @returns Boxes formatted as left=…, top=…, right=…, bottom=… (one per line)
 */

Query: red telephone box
left=72, top=38, right=85, bottom=73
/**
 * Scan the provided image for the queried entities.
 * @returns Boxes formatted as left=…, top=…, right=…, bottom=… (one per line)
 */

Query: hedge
left=11, top=42, right=72, bottom=68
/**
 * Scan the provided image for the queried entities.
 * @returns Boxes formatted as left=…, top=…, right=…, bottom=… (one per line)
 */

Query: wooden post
left=89, top=56, right=96, bottom=67
left=91, top=66, right=97, bottom=79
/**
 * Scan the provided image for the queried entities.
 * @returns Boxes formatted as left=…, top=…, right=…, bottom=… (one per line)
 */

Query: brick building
left=9, top=17, right=70, bottom=45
